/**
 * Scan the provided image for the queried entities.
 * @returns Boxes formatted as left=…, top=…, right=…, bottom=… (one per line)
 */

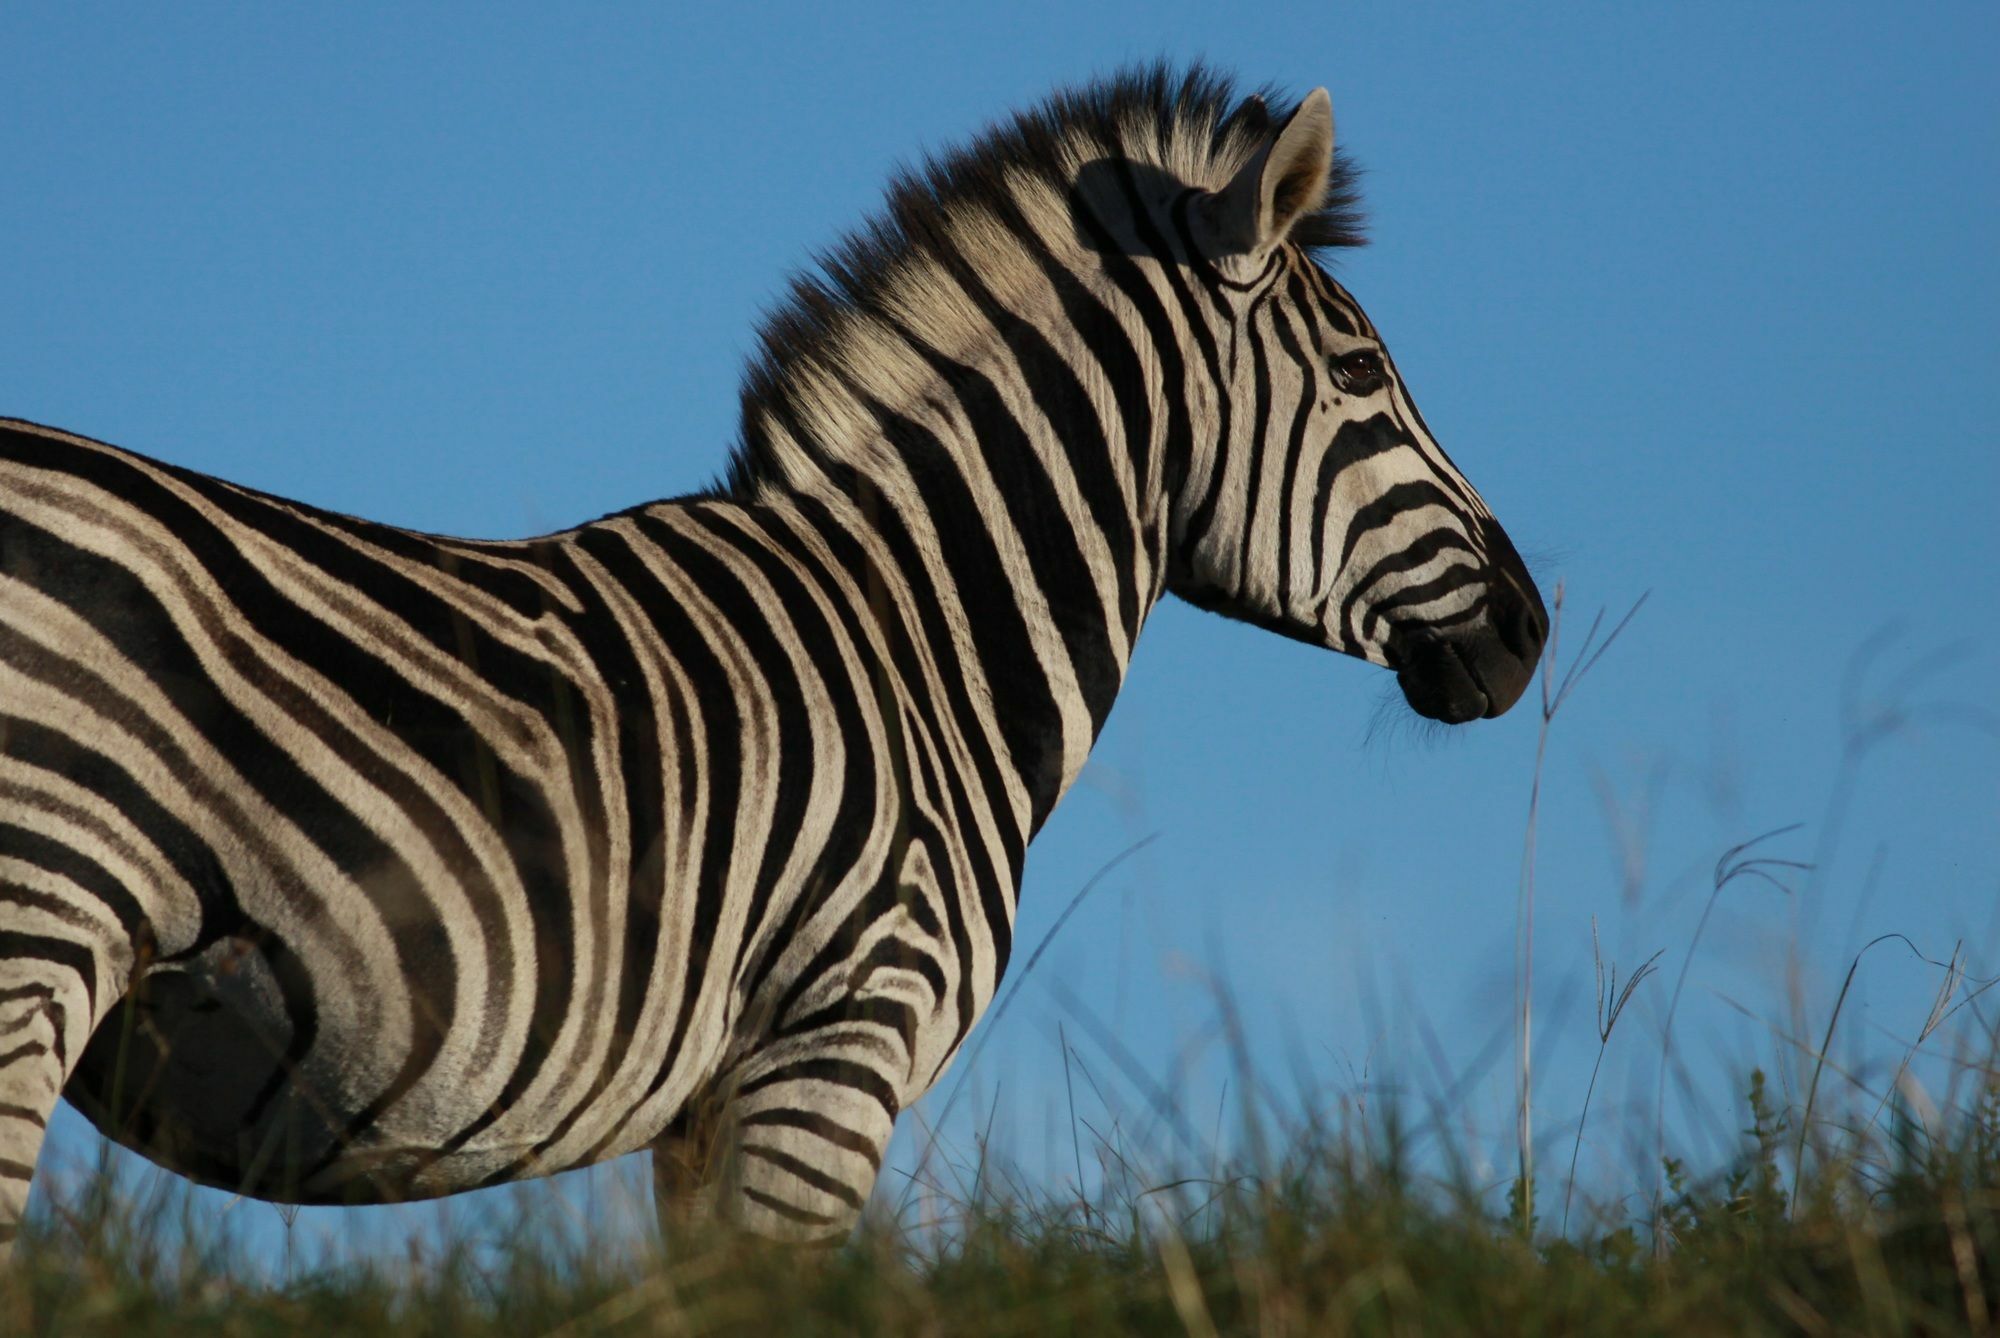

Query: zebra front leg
left=651, top=1039, right=902, bottom=1247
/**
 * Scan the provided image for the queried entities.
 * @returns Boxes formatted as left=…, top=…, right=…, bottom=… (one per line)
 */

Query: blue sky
left=2, top=4, right=1995, bottom=1256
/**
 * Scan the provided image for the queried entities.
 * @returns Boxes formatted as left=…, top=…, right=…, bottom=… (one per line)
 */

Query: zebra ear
left=1207, top=88, right=1335, bottom=256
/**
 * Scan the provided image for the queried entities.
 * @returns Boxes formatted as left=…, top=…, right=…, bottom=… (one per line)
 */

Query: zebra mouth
left=1390, top=623, right=1541, bottom=723
left=1385, top=573, right=1546, bottom=725
left=1393, top=635, right=1492, bottom=725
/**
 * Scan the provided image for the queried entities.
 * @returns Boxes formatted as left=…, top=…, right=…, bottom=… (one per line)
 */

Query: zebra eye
left=1332, top=349, right=1385, bottom=395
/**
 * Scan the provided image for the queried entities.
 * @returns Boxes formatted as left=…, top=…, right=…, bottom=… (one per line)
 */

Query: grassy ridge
left=3, top=1066, right=1995, bottom=1336
left=5, top=613, right=1992, bottom=1334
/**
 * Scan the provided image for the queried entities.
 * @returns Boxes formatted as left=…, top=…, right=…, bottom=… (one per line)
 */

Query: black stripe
left=1107, top=169, right=1222, bottom=544
left=0, top=497, right=485, bottom=1139
left=1355, top=549, right=1486, bottom=646
left=682, top=508, right=877, bottom=1008
left=1308, top=268, right=1361, bottom=338
left=741, top=1141, right=865, bottom=1209
left=772, top=403, right=1026, bottom=881
left=0, top=826, right=147, bottom=938
left=897, top=737, right=991, bottom=1037
left=854, top=354, right=1070, bottom=826
left=742, top=1184, right=842, bottom=1227
left=776, top=992, right=917, bottom=1054
left=635, top=511, right=815, bottom=996
left=989, top=191, right=1163, bottom=577
left=0, top=931, right=96, bottom=1014
left=0, top=1040, right=49, bottom=1070
left=724, top=504, right=988, bottom=1056
left=491, top=526, right=670, bottom=1161
left=739, top=1105, right=888, bottom=1170
left=924, top=228, right=1142, bottom=676
left=1335, top=477, right=1457, bottom=575
left=0, top=720, right=243, bottom=958
left=480, top=522, right=748, bottom=1187
left=1266, top=278, right=1324, bottom=616
left=737, top=1054, right=901, bottom=1115
left=1072, top=175, right=1201, bottom=534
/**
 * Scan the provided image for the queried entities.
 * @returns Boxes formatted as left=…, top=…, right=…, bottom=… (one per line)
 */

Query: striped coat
left=0, top=66, right=1544, bottom=1246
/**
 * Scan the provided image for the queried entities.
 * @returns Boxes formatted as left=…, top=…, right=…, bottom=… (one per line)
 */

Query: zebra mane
left=717, top=63, right=1366, bottom=497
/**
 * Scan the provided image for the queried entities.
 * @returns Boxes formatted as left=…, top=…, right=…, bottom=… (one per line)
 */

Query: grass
left=3, top=615, right=1994, bottom=1334
left=2, top=1059, right=1996, bottom=1335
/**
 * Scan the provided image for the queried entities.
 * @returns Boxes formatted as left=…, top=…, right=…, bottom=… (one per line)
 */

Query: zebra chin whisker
left=1361, top=681, right=1469, bottom=756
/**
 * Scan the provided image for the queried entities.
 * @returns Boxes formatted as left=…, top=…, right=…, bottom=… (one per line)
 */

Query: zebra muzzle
left=1393, top=635, right=1492, bottom=725
left=1390, top=594, right=1542, bottom=724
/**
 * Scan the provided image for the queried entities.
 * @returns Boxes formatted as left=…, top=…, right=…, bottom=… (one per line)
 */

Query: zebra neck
left=751, top=341, right=1171, bottom=839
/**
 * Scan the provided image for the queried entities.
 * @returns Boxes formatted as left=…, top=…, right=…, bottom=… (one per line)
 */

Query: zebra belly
left=61, top=939, right=566, bottom=1205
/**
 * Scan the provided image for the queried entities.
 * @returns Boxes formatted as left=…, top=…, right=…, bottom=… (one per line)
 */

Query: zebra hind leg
left=0, top=933, right=125, bottom=1261
left=649, top=1091, right=728, bottom=1248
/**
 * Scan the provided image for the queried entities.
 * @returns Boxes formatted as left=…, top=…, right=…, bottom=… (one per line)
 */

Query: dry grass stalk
left=1516, top=584, right=1647, bottom=1231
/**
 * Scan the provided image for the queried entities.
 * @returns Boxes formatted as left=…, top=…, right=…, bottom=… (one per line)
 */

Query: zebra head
left=1168, top=89, right=1547, bottom=723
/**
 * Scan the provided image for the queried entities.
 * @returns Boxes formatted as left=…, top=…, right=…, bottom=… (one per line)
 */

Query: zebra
left=0, top=65, right=1546, bottom=1250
